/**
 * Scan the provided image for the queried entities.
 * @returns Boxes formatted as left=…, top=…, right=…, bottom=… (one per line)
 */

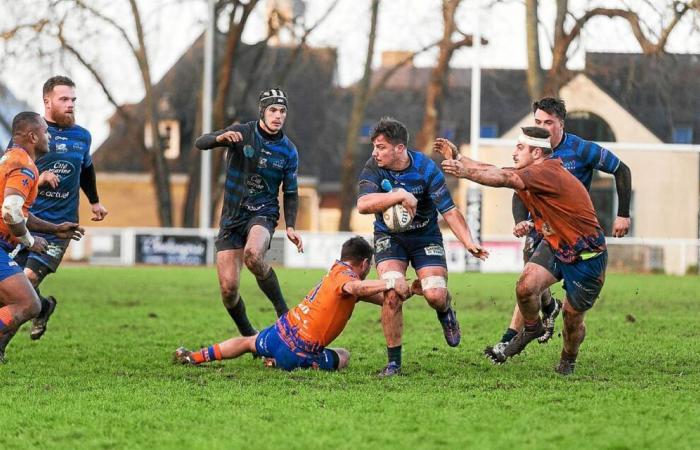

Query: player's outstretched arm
left=344, top=277, right=410, bottom=301
left=26, top=213, right=84, bottom=241
left=442, top=159, right=525, bottom=189
left=442, top=209, right=489, bottom=260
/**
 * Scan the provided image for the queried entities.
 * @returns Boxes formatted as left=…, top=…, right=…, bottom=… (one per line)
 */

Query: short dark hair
left=370, top=117, right=409, bottom=146
left=340, top=236, right=374, bottom=264
left=43, top=75, right=75, bottom=97
left=521, top=126, right=552, bottom=154
left=12, top=111, right=43, bottom=135
left=533, top=97, right=566, bottom=121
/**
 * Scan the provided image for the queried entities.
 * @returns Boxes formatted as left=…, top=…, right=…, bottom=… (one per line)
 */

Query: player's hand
left=465, top=241, right=489, bottom=260
left=38, top=171, right=60, bottom=189
left=55, top=222, right=85, bottom=241
left=433, top=138, right=459, bottom=160
left=90, top=203, right=108, bottom=221
left=612, top=216, right=631, bottom=238
left=29, top=236, right=49, bottom=253
left=513, top=220, right=533, bottom=238
left=399, top=190, right=418, bottom=217
left=441, top=159, right=467, bottom=178
left=215, top=131, right=243, bottom=144
left=393, top=277, right=410, bottom=300
left=286, top=227, right=303, bottom=253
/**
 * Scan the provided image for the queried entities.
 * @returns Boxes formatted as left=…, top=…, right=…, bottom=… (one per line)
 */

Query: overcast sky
left=1, top=0, right=698, bottom=149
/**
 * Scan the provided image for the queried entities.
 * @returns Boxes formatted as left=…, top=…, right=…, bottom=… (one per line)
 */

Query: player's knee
left=515, top=277, right=537, bottom=300
left=24, top=268, right=40, bottom=287
left=423, top=289, right=447, bottom=310
left=219, top=282, right=240, bottom=305
left=243, top=248, right=265, bottom=275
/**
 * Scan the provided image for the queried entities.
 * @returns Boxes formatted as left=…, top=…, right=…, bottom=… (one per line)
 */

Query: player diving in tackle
left=174, top=236, right=417, bottom=371
left=437, top=126, right=609, bottom=375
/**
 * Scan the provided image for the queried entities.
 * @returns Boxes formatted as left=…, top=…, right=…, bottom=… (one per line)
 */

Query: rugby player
left=0, top=112, right=84, bottom=362
left=356, top=117, right=488, bottom=377
left=476, top=98, right=631, bottom=362
left=1, top=76, right=106, bottom=357
left=441, top=126, right=608, bottom=375
left=195, top=88, right=303, bottom=337
left=174, top=237, right=414, bottom=371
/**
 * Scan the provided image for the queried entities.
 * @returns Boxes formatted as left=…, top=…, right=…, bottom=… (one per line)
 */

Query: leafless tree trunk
left=337, top=0, right=380, bottom=232
left=525, top=0, right=543, bottom=101
left=128, top=0, right=173, bottom=226
left=415, top=0, right=478, bottom=152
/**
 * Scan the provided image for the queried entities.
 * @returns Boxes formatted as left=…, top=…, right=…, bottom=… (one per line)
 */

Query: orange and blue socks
left=0, top=307, right=16, bottom=337
left=191, top=344, right=222, bottom=364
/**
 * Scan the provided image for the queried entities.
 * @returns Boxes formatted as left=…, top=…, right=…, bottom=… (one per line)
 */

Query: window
left=672, top=126, right=693, bottom=144
left=480, top=123, right=498, bottom=138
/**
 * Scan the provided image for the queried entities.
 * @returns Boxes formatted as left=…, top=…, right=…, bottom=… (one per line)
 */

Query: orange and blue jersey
left=276, top=260, right=360, bottom=353
left=0, top=147, right=39, bottom=251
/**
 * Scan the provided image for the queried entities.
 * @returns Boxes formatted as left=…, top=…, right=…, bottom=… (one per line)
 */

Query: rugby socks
left=191, top=344, right=223, bottom=364
left=226, top=297, right=257, bottom=336
left=500, top=328, right=518, bottom=343
left=387, top=345, right=402, bottom=367
left=0, top=307, right=16, bottom=337
left=256, top=268, right=289, bottom=317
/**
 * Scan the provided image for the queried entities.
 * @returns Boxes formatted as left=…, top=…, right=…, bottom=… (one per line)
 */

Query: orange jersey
left=0, top=148, right=39, bottom=247
left=280, top=261, right=360, bottom=350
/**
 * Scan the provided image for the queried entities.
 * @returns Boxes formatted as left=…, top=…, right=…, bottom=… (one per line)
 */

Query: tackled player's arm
left=343, top=278, right=411, bottom=303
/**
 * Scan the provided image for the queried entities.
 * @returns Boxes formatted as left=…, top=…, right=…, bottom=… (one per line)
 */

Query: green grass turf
left=1, top=267, right=698, bottom=449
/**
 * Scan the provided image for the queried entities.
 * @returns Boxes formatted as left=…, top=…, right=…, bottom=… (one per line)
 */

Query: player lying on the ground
left=174, top=236, right=418, bottom=371
left=436, top=126, right=608, bottom=375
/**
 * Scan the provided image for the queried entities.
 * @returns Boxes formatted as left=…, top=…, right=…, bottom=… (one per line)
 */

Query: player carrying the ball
left=356, top=117, right=487, bottom=377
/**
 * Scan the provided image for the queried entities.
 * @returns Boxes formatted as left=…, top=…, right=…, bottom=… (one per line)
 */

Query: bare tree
left=528, top=0, right=700, bottom=98
left=0, top=0, right=174, bottom=226
left=337, top=0, right=380, bottom=232
left=414, top=0, right=481, bottom=152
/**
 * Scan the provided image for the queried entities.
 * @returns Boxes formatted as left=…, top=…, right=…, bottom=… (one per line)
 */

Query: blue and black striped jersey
left=358, top=150, right=455, bottom=236
left=551, top=133, right=620, bottom=189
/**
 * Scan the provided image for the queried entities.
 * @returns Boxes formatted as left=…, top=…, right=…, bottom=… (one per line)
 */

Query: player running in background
left=195, top=88, right=303, bottom=338
left=357, top=117, right=487, bottom=378
left=1, top=76, right=106, bottom=358
left=471, top=97, right=631, bottom=362
left=0, top=112, right=84, bottom=362
left=174, top=237, right=414, bottom=371
left=440, top=126, right=608, bottom=375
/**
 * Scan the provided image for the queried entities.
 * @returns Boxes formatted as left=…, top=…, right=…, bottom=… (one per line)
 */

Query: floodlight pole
left=466, top=1, right=483, bottom=271
left=199, top=0, right=214, bottom=231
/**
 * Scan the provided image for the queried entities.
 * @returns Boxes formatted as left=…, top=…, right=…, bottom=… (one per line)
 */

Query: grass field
left=1, top=266, right=699, bottom=450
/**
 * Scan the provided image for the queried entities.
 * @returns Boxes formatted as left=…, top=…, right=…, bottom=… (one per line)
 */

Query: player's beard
left=53, top=110, right=75, bottom=128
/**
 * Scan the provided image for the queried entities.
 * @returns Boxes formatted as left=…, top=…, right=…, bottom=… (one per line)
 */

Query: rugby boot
left=378, top=362, right=401, bottom=378
left=438, top=307, right=461, bottom=347
left=30, top=296, right=57, bottom=340
left=173, top=347, right=197, bottom=365
left=483, top=340, right=509, bottom=364
left=490, top=320, right=546, bottom=364
left=538, top=298, right=562, bottom=344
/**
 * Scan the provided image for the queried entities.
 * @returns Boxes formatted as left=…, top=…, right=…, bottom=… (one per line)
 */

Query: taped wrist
left=18, top=231, right=35, bottom=247
left=2, top=194, right=26, bottom=224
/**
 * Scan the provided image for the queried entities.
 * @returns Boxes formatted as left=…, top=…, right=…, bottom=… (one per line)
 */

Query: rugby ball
left=383, top=204, right=413, bottom=232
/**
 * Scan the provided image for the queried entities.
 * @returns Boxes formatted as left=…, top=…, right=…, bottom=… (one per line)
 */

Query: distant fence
left=65, top=228, right=699, bottom=275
